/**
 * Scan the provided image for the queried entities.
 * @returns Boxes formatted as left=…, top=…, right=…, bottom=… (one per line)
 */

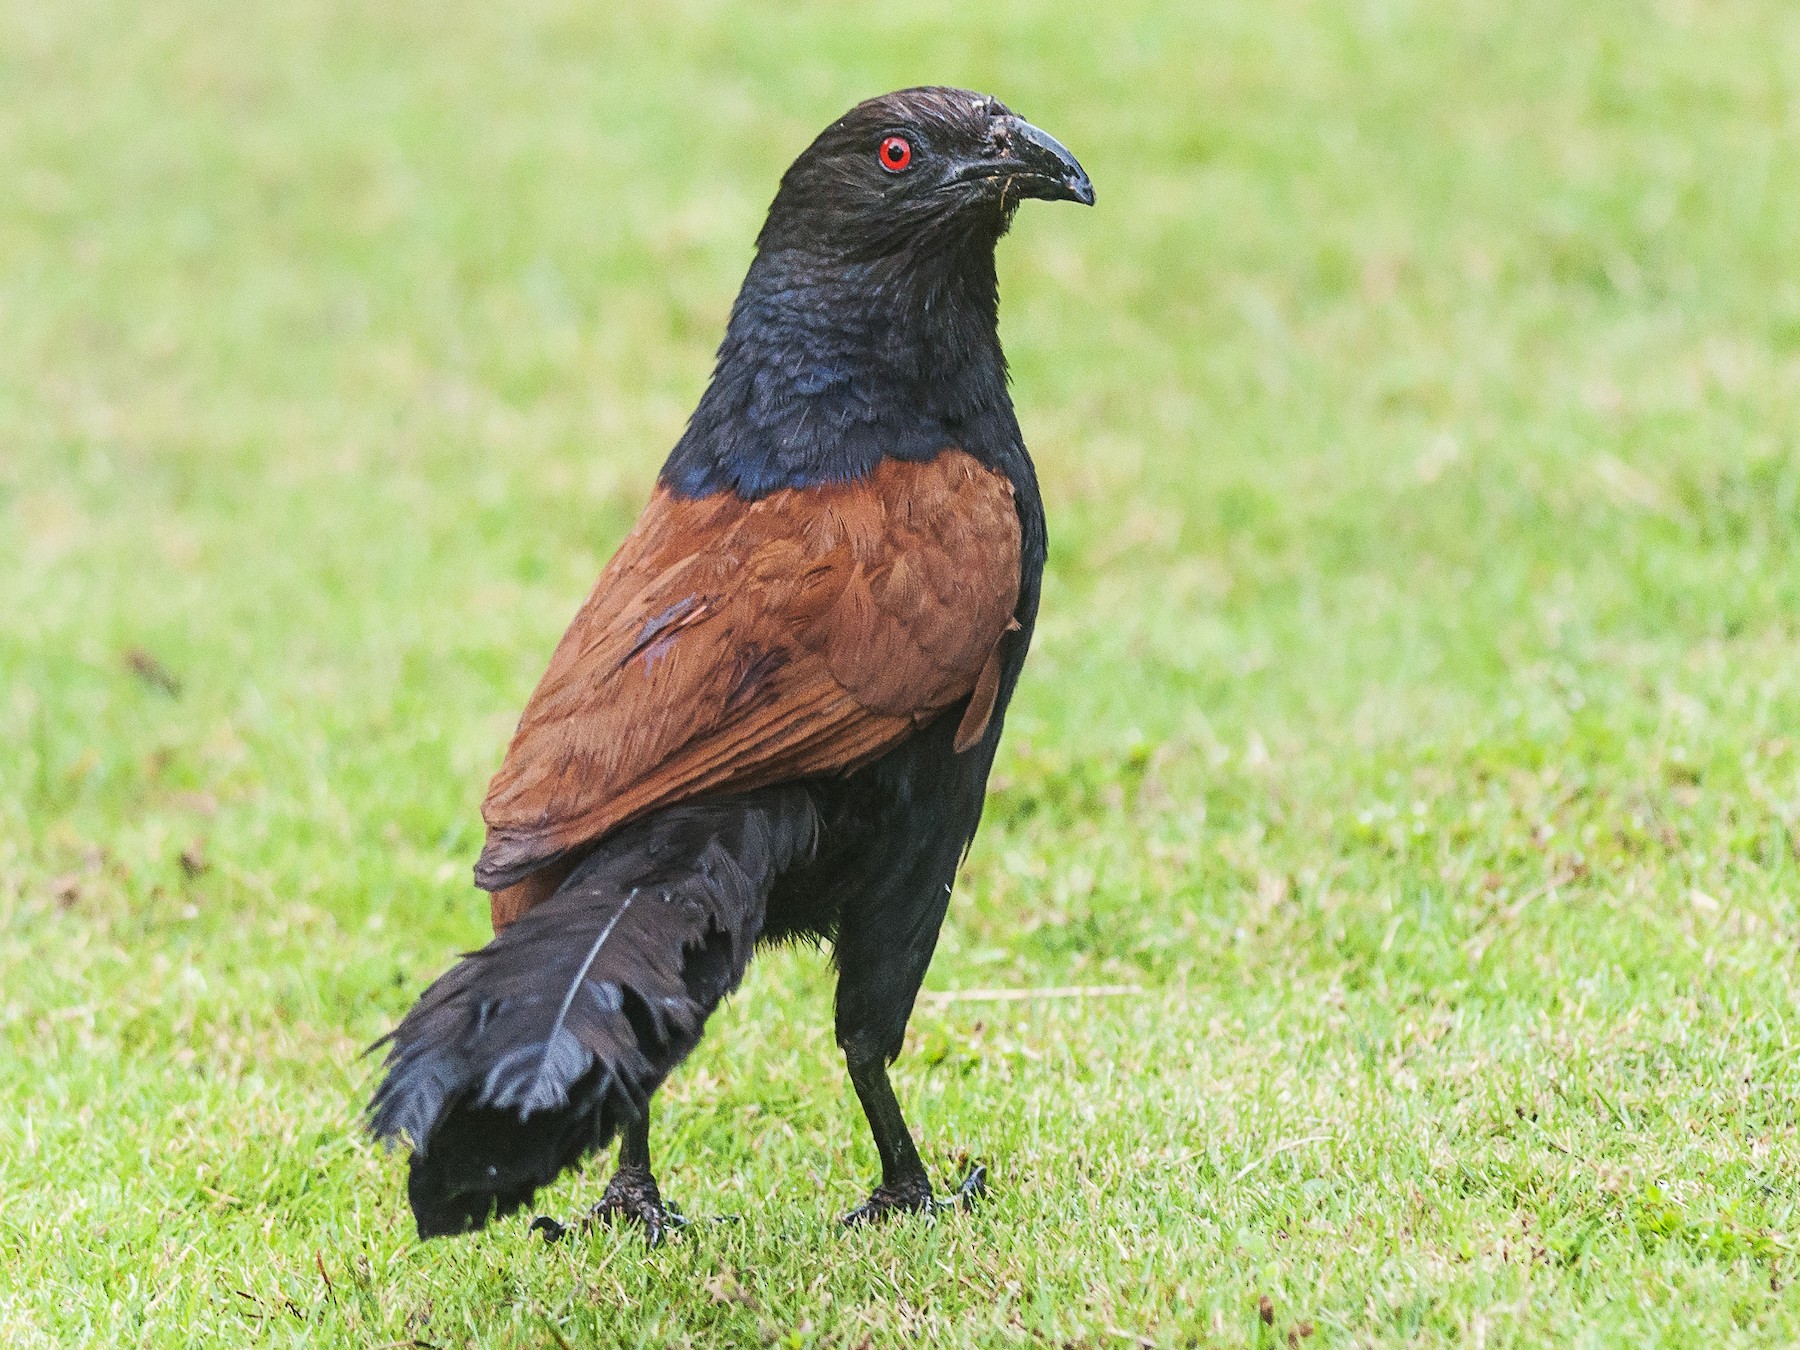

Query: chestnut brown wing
left=475, top=450, right=1022, bottom=902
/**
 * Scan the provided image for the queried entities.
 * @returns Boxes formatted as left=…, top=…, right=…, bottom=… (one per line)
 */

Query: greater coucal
left=369, top=87, right=1093, bottom=1240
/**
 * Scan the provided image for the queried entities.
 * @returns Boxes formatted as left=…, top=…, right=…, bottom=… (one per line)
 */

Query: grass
left=4, top=0, right=1800, bottom=1343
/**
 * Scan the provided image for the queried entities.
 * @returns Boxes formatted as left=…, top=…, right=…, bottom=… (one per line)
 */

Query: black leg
left=824, top=738, right=997, bottom=1227
left=618, top=1110, right=652, bottom=1171
left=841, top=1051, right=933, bottom=1221
left=833, top=859, right=992, bottom=1225
left=529, top=1104, right=683, bottom=1247
left=839, top=1052, right=989, bottom=1225
left=591, top=1104, right=684, bottom=1245
left=848, top=1052, right=924, bottom=1186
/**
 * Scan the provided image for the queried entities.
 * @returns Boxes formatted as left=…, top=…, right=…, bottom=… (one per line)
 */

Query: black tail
left=368, top=788, right=817, bottom=1238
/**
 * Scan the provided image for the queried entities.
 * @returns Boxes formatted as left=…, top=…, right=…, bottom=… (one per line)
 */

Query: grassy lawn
left=6, top=0, right=1800, bottom=1344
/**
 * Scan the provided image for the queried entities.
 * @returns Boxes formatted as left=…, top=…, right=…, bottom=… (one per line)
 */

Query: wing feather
left=476, top=450, right=1021, bottom=902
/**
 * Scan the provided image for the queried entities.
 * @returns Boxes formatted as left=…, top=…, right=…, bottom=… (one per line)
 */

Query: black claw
left=840, top=1172, right=936, bottom=1226
left=591, top=1162, right=684, bottom=1247
left=942, top=1163, right=987, bottom=1211
left=527, top=1164, right=693, bottom=1247
left=841, top=1164, right=989, bottom=1226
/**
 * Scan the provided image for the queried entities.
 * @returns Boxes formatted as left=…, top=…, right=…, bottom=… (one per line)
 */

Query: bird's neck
left=660, top=243, right=1021, bottom=499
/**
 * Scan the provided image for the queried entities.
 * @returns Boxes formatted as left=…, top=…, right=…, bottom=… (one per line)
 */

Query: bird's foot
left=529, top=1163, right=686, bottom=1247
left=841, top=1172, right=932, bottom=1226
left=592, top=1162, right=686, bottom=1246
left=840, top=1164, right=986, bottom=1226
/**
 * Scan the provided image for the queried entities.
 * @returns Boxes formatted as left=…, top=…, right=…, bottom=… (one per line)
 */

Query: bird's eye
left=878, top=136, right=913, bottom=173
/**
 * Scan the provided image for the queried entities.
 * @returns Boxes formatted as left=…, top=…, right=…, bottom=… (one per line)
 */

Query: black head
left=757, top=87, right=1094, bottom=262
left=661, top=88, right=1090, bottom=501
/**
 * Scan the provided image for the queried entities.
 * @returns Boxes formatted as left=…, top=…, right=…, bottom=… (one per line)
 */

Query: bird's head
left=756, top=87, right=1094, bottom=264
left=670, top=88, right=1090, bottom=497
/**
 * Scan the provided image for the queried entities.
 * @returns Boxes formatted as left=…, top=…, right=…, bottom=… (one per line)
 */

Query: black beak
left=1001, top=117, right=1095, bottom=206
left=950, top=114, right=1095, bottom=207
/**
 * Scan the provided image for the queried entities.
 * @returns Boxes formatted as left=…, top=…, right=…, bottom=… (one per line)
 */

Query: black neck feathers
left=660, top=231, right=1022, bottom=500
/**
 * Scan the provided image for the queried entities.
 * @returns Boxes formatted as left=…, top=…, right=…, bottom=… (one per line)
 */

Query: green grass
left=5, top=0, right=1800, bottom=1344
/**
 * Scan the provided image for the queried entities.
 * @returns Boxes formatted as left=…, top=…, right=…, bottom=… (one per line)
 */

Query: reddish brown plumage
left=477, top=449, right=1022, bottom=926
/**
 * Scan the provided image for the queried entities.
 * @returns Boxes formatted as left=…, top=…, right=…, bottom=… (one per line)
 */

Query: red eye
left=878, top=136, right=912, bottom=172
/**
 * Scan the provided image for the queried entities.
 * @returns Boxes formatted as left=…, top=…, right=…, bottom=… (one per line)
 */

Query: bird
left=367, top=86, right=1093, bottom=1242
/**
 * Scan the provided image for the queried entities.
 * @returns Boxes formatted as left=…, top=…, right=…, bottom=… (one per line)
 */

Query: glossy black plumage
left=367, top=86, right=1091, bottom=1238
left=371, top=790, right=817, bottom=1236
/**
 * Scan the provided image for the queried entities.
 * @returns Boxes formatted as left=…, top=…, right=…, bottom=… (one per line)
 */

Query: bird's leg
left=842, top=1050, right=932, bottom=1221
left=528, top=1105, right=684, bottom=1246
left=590, top=1106, right=685, bottom=1245
left=840, top=1051, right=987, bottom=1225
left=833, top=842, right=987, bottom=1226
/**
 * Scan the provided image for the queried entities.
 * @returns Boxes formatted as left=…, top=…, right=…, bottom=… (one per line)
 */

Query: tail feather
left=368, top=788, right=817, bottom=1238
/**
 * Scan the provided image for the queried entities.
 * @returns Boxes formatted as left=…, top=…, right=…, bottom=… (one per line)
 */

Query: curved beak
left=948, top=114, right=1096, bottom=207
left=1002, top=117, right=1095, bottom=206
